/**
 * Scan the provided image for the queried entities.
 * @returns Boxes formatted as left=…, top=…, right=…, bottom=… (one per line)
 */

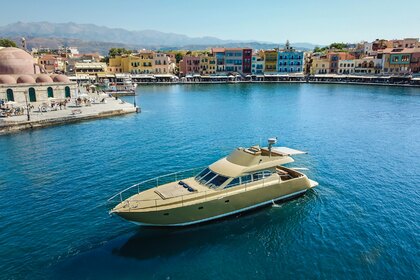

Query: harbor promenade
left=0, top=95, right=138, bottom=135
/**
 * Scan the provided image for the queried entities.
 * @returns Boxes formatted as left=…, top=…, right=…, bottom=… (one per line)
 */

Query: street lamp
left=24, top=90, right=30, bottom=121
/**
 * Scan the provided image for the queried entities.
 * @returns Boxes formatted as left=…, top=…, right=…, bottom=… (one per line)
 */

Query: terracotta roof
left=378, top=47, right=419, bottom=54
left=211, top=48, right=225, bottom=53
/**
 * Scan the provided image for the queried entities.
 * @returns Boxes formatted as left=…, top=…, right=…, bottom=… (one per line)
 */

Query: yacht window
left=252, top=170, right=272, bottom=181
left=263, top=170, right=272, bottom=177
left=195, top=168, right=210, bottom=180
left=240, top=175, right=252, bottom=184
left=207, top=175, right=229, bottom=189
left=252, top=172, right=264, bottom=181
left=201, top=171, right=217, bottom=184
left=225, top=177, right=240, bottom=188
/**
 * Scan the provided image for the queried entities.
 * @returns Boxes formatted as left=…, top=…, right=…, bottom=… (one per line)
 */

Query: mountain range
left=0, top=21, right=319, bottom=54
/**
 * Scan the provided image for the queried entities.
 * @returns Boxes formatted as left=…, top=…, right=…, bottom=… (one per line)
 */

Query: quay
left=0, top=95, right=138, bottom=135
left=106, top=76, right=420, bottom=89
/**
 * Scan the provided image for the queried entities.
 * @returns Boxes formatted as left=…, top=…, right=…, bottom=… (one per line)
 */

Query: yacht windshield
left=207, top=175, right=229, bottom=189
left=195, top=168, right=229, bottom=189
left=195, top=168, right=210, bottom=180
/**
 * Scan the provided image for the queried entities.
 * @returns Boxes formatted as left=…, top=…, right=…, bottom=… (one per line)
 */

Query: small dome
left=53, top=75, right=70, bottom=83
left=0, top=75, right=17, bottom=84
left=17, top=75, right=36, bottom=84
left=35, top=74, right=53, bottom=83
left=0, top=47, right=38, bottom=75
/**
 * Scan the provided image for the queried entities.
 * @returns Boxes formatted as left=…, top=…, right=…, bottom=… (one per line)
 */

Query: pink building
left=410, top=49, right=420, bottom=73
left=179, top=56, right=200, bottom=76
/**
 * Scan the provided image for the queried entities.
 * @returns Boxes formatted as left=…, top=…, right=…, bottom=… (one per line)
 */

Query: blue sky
left=1, top=0, right=419, bottom=45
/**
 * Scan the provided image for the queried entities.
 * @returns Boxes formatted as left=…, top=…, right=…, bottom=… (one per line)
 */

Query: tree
left=108, top=48, right=132, bottom=58
left=0, top=38, right=17, bottom=48
left=175, top=52, right=183, bottom=63
left=313, top=42, right=348, bottom=53
left=329, top=42, right=347, bottom=50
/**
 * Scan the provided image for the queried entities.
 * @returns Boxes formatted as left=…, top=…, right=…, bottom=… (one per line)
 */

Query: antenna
left=268, top=137, right=278, bottom=157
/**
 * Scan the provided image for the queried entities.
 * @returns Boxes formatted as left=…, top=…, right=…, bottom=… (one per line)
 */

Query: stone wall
left=0, top=82, right=77, bottom=105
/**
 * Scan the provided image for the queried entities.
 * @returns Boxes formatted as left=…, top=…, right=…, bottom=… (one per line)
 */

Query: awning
left=272, top=147, right=307, bottom=156
left=154, top=74, right=176, bottom=78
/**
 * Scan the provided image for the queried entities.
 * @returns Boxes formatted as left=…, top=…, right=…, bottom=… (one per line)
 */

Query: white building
left=338, top=60, right=355, bottom=74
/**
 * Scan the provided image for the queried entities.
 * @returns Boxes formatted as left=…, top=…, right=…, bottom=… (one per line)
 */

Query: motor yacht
left=109, top=138, right=318, bottom=226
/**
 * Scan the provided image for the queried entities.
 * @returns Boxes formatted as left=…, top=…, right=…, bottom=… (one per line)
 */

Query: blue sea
left=0, top=83, right=419, bottom=279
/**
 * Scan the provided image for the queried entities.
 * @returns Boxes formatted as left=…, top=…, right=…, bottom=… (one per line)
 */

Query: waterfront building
left=74, top=62, right=107, bottom=76
left=209, top=48, right=251, bottom=75
left=379, top=48, right=413, bottom=75
left=138, top=50, right=154, bottom=74
left=327, top=52, right=355, bottom=74
left=0, top=47, right=76, bottom=105
left=109, top=52, right=174, bottom=75
left=354, top=57, right=381, bottom=74
left=211, top=48, right=225, bottom=72
left=153, top=52, right=171, bottom=74
left=224, top=48, right=243, bottom=73
left=200, top=54, right=216, bottom=75
left=277, top=42, right=304, bottom=73
left=179, top=56, right=200, bottom=77
left=310, top=55, right=330, bottom=74
left=242, top=48, right=252, bottom=74
left=251, top=52, right=265, bottom=75
left=108, top=55, right=123, bottom=73
left=410, top=49, right=420, bottom=73
left=263, top=50, right=278, bottom=72
left=338, top=60, right=355, bottom=74
left=303, top=52, right=312, bottom=75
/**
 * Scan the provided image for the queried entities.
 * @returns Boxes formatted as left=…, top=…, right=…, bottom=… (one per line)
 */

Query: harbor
left=0, top=83, right=419, bottom=279
left=1, top=1, right=419, bottom=279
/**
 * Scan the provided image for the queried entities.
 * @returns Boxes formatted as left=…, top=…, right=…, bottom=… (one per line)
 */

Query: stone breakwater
left=0, top=97, right=138, bottom=135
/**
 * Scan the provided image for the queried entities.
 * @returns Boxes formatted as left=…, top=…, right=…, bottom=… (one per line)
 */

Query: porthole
left=225, top=200, right=230, bottom=203
left=163, top=213, right=169, bottom=216
left=198, top=206, right=204, bottom=210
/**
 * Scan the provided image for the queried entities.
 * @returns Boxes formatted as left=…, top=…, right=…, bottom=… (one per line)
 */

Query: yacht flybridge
left=108, top=138, right=318, bottom=226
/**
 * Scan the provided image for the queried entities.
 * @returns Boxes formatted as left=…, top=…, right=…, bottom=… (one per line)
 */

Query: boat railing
left=107, top=166, right=206, bottom=206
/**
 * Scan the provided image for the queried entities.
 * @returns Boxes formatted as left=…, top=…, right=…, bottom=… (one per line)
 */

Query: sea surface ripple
left=0, top=83, right=419, bottom=279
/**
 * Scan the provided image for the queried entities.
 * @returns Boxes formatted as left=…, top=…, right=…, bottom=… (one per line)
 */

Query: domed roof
left=53, top=75, right=70, bottom=83
left=35, top=74, right=53, bottom=83
left=0, top=75, right=17, bottom=84
left=0, top=47, right=38, bottom=75
left=17, top=75, right=36, bottom=84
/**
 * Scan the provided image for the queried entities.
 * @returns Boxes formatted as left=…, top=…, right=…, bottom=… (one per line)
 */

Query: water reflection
left=112, top=193, right=314, bottom=260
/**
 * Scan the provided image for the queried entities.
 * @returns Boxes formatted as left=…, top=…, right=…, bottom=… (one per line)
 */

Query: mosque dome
left=0, top=75, right=17, bottom=84
left=35, top=74, right=54, bottom=83
left=17, top=75, right=36, bottom=84
left=53, top=75, right=70, bottom=83
left=0, top=47, right=38, bottom=75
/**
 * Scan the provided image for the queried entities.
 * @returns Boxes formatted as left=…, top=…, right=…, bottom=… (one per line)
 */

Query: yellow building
left=264, top=50, right=278, bottom=72
left=108, top=56, right=123, bottom=73
left=109, top=51, right=174, bottom=74
left=137, top=51, right=154, bottom=74
left=200, top=54, right=216, bottom=75
left=310, top=56, right=330, bottom=74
